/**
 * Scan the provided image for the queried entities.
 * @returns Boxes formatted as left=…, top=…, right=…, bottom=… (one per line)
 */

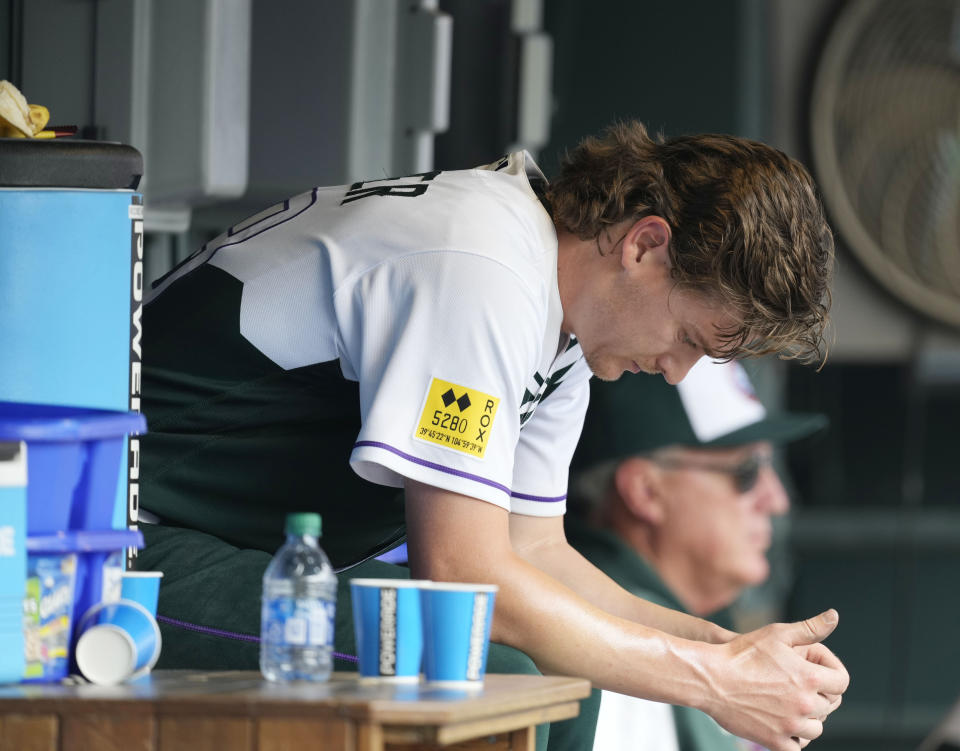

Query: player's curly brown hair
left=546, top=120, right=834, bottom=363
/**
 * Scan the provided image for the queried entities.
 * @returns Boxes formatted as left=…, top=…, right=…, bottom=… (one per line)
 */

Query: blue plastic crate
left=0, top=402, right=145, bottom=534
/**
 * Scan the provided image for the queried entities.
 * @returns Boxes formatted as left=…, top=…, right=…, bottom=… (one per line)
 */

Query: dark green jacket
left=565, top=520, right=748, bottom=751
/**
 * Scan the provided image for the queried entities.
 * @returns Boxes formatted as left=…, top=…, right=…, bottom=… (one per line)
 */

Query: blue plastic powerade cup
left=351, top=579, right=429, bottom=682
left=75, top=598, right=161, bottom=685
left=419, top=582, right=497, bottom=688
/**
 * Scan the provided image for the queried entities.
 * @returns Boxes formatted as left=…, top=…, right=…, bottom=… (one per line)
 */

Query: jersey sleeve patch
left=414, top=377, right=500, bottom=459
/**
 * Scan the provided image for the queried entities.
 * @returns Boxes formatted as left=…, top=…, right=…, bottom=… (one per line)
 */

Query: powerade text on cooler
left=260, top=513, right=337, bottom=681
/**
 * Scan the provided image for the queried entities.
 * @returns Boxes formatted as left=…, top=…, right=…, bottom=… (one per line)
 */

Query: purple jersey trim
left=353, top=440, right=511, bottom=496
left=510, top=490, right=566, bottom=503
left=157, top=615, right=359, bottom=663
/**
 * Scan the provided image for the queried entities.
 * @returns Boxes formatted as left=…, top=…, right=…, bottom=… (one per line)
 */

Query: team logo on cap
left=678, top=358, right=766, bottom=442
left=729, top=361, right=760, bottom=402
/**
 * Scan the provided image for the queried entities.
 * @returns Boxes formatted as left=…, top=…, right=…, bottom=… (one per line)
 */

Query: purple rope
left=157, top=614, right=359, bottom=663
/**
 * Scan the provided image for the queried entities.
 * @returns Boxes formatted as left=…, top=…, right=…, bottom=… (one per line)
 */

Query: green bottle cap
left=285, top=512, right=321, bottom=537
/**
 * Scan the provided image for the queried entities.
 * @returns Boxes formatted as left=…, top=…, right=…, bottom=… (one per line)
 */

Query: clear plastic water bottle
left=260, top=512, right=337, bottom=681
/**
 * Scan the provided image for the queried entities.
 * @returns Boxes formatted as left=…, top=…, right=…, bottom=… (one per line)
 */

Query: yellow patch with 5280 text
left=414, top=378, right=500, bottom=458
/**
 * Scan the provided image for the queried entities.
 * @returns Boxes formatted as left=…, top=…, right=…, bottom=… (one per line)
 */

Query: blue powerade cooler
left=0, top=139, right=144, bottom=532
left=0, top=139, right=145, bottom=683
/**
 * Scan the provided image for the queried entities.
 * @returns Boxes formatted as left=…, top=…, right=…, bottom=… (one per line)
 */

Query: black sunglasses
left=651, top=452, right=773, bottom=494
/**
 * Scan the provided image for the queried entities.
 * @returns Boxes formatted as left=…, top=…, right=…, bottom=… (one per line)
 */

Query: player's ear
left=614, top=457, right=665, bottom=525
left=620, top=216, right=672, bottom=271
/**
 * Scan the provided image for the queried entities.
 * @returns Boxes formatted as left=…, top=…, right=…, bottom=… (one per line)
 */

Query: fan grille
left=810, top=0, right=960, bottom=327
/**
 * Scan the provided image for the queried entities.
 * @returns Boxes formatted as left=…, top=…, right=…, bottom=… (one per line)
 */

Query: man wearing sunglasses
left=567, top=357, right=827, bottom=751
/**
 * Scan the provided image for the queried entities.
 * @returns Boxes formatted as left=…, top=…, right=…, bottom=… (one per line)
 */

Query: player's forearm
left=410, top=529, right=718, bottom=707
left=620, top=589, right=735, bottom=644
left=404, top=481, right=718, bottom=703
left=526, top=540, right=733, bottom=643
left=506, top=516, right=733, bottom=644
left=492, top=556, right=722, bottom=708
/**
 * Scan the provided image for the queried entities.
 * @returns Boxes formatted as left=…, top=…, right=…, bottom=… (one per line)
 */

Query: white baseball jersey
left=141, top=152, right=591, bottom=567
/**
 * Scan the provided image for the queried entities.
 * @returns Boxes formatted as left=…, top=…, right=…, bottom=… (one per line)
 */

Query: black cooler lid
left=0, top=139, right=143, bottom=190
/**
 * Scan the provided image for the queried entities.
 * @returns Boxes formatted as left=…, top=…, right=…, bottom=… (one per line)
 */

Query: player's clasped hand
left=704, top=609, right=850, bottom=751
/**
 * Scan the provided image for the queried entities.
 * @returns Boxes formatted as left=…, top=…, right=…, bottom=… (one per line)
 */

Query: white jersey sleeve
left=509, top=354, right=592, bottom=516
left=343, top=249, right=547, bottom=511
